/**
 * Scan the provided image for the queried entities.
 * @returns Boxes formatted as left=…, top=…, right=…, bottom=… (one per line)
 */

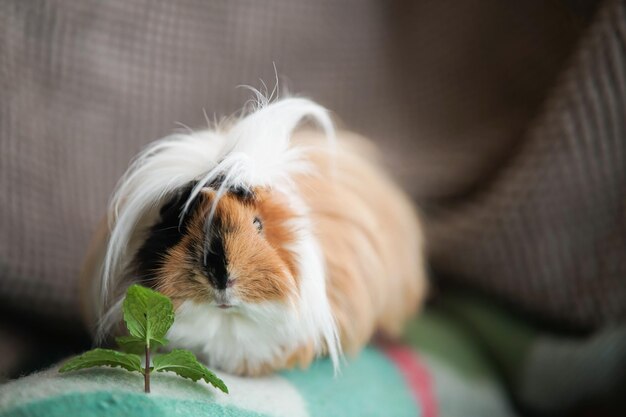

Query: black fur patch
left=203, top=217, right=229, bottom=290
left=134, top=183, right=199, bottom=286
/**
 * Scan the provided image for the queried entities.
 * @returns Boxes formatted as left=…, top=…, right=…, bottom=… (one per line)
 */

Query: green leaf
left=115, top=335, right=145, bottom=354
left=123, top=284, right=174, bottom=349
left=59, top=348, right=142, bottom=373
left=116, top=335, right=168, bottom=354
left=153, top=350, right=229, bottom=393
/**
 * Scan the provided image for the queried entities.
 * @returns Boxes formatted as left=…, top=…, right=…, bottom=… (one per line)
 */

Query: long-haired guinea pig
left=80, top=95, right=427, bottom=376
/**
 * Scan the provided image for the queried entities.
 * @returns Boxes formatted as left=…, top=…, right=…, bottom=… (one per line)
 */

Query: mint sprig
left=59, top=348, right=142, bottom=373
left=153, top=349, right=229, bottom=394
left=60, top=284, right=228, bottom=394
left=121, top=285, right=174, bottom=350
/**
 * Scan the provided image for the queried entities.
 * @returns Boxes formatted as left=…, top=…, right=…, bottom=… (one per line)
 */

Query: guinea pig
left=80, top=95, right=427, bottom=376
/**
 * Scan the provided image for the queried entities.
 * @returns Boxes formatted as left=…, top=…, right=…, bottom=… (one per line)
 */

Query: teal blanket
left=0, top=308, right=515, bottom=417
left=1, top=349, right=417, bottom=417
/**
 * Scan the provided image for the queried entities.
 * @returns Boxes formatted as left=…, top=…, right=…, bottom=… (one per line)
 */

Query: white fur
left=96, top=94, right=340, bottom=372
left=168, top=300, right=303, bottom=374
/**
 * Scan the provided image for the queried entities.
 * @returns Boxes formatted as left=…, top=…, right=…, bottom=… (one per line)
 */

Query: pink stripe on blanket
left=383, top=345, right=438, bottom=417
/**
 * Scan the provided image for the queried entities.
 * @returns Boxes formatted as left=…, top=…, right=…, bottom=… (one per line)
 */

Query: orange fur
left=155, top=189, right=300, bottom=306
left=294, top=131, right=427, bottom=355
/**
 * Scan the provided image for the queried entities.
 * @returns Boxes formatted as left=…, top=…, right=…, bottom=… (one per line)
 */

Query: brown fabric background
left=1, top=0, right=618, bottom=341
left=427, top=0, right=626, bottom=330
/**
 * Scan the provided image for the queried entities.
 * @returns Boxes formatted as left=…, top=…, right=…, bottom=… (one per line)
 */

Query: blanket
left=0, top=310, right=515, bottom=417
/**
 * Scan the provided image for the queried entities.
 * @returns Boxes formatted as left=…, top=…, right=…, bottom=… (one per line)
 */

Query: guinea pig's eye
left=253, top=217, right=263, bottom=233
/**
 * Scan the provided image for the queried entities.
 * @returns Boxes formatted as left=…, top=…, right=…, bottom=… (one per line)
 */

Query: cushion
left=426, top=0, right=626, bottom=329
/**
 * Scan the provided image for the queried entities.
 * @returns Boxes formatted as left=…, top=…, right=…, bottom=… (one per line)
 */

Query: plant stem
left=144, top=345, right=151, bottom=393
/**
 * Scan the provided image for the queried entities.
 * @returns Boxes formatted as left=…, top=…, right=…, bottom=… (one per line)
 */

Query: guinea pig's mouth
left=211, top=289, right=237, bottom=310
